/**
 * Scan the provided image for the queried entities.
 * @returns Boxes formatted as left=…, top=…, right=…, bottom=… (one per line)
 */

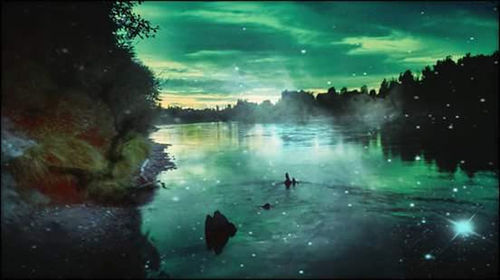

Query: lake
left=144, top=118, right=498, bottom=278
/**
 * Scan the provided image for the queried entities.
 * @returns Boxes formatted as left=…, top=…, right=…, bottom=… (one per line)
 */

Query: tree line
left=159, top=51, right=498, bottom=125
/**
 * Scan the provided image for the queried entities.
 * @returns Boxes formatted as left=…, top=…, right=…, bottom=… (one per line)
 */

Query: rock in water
left=261, top=203, right=271, bottom=210
left=205, top=215, right=214, bottom=250
left=204, top=211, right=237, bottom=254
left=284, top=172, right=292, bottom=188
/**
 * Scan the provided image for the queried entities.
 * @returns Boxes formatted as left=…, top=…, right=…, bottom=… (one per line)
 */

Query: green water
left=143, top=119, right=498, bottom=278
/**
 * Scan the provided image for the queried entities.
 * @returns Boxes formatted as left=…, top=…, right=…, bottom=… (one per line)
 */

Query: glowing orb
left=447, top=214, right=479, bottom=241
left=453, top=220, right=474, bottom=237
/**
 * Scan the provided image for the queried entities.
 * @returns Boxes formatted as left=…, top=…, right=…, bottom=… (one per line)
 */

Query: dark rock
left=204, top=211, right=237, bottom=255
left=284, top=172, right=292, bottom=188
left=261, top=203, right=271, bottom=210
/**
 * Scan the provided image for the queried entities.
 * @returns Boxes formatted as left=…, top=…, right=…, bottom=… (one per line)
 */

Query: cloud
left=400, top=54, right=463, bottom=65
left=330, top=30, right=481, bottom=71
left=177, top=2, right=324, bottom=45
left=333, top=31, right=423, bottom=56
left=138, top=56, right=205, bottom=78
left=185, top=50, right=244, bottom=58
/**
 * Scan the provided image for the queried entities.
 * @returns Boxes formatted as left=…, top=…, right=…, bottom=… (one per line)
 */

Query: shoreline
left=1, top=139, right=175, bottom=278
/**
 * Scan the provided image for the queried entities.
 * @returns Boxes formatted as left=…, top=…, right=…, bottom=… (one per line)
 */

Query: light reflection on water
left=143, top=119, right=498, bottom=278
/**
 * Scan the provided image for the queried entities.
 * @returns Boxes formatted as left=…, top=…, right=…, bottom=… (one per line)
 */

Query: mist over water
left=143, top=119, right=498, bottom=278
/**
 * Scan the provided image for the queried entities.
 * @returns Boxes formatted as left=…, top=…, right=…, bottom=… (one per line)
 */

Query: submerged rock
left=284, top=172, right=292, bottom=188
left=204, top=211, right=237, bottom=255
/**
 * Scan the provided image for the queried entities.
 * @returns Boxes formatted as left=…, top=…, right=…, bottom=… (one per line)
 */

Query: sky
left=133, top=1, right=499, bottom=109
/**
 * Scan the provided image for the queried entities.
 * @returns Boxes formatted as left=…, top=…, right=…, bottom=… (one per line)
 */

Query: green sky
left=133, top=1, right=498, bottom=108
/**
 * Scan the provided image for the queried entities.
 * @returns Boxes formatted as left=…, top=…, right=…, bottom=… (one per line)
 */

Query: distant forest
left=158, top=52, right=498, bottom=126
left=158, top=52, right=498, bottom=176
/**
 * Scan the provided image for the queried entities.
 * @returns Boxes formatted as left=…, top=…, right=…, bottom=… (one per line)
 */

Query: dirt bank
left=1, top=140, right=175, bottom=278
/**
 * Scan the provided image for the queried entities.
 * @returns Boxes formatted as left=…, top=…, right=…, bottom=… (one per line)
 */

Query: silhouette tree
left=378, top=78, right=390, bottom=98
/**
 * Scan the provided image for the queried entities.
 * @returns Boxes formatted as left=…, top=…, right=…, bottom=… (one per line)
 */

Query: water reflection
left=145, top=119, right=498, bottom=278
left=377, top=119, right=498, bottom=177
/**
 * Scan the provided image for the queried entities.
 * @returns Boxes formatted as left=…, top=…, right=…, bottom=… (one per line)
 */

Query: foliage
left=87, top=134, right=150, bottom=202
left=1, top=1, right=161, bottom=202
left=110, top=134, right=151, bottom=179
left=9, top=134, right=109, bottom=202
left=110, top=1, right=159, bottom=47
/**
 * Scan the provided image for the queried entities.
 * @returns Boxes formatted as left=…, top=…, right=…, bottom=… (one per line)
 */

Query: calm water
left=144, top=119, right=498, bottom=278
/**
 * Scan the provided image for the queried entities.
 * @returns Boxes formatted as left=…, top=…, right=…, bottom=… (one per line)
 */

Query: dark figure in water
left=205, top=211, right=237, bottom=255
left=261, top=203, right=271, bottom=210
left=284, top=172, right=292, bottom=188
left=292, top=178, right=297, bottom=186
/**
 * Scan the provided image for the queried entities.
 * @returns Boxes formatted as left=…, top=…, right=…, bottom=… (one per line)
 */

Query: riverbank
left=1, top=140, right=175, bottom=278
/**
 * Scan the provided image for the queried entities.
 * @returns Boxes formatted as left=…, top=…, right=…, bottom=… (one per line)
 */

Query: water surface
left=144, top=119, right=498, bottom=278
